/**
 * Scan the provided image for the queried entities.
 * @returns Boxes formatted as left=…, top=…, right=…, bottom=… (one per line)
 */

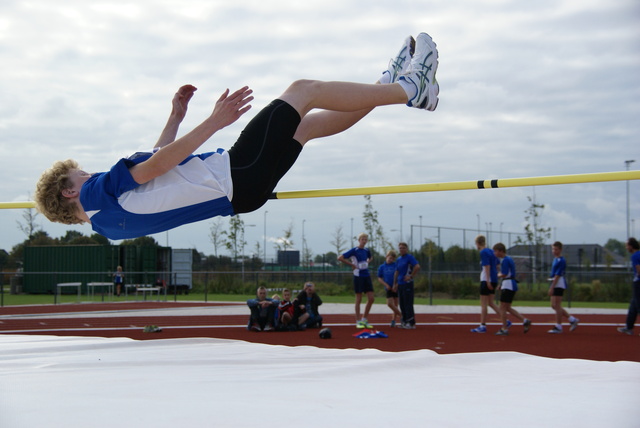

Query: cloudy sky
left=1, top=0, right=639, bottom=260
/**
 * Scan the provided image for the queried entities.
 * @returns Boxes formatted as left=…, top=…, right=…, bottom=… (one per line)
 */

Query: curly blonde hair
left=34, top=159, right=84, bottom=225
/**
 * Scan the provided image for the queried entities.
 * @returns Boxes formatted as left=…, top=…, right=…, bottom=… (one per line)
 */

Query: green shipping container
left=23, top=246, right=118, bottom=293
left=23, top=245, right=170, bottom=294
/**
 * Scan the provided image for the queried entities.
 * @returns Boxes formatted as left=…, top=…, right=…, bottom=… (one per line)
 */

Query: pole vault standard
left=270, top=170, right=640, bottom=200
left=1, top=170, right=638, bottom=209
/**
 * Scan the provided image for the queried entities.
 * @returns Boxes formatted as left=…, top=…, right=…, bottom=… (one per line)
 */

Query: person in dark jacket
left=294, top=282, right=323, bottom=329
left=247, top=286, right=278, bottom=331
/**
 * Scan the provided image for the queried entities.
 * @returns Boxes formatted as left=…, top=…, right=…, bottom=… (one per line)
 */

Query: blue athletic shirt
left=396, top=253, right=419, bottom=285
left=549, top=256, right=567, bottom=289
left=80, top=150, right=235, bottom=240
left=632, top=250, right=640, bottom=282
left=342, top=247, right=372, bottom=277
left=377, top=261, right=397, bottom=286
left=480, top=248, right=498, bottom=283
left=499, top=256, right=518, bottom=291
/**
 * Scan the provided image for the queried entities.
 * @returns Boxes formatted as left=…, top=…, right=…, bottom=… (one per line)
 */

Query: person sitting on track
left=275, top=288, right=297, bottom=331
left=247, top=286, right=278, bottom=332
left=293, top=282, right=323, bottom=329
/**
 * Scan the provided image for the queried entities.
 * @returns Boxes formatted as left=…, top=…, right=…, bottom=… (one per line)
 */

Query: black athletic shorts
left=228, top=99, right=302, bottom=214
left=386, top=289, right=399, bottom=299
left=552, top=287, right=565, bottom=297
left=353, top=276, right=374, bottom=294
left=500, top=289, right=516, bottom=303
left=480, top=281, right=497, bottom=296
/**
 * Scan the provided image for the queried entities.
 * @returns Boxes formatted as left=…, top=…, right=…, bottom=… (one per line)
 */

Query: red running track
left=1, top=302, right=638, bottom=362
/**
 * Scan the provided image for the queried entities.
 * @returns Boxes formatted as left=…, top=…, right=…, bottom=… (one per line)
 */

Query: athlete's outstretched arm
left=131, top=86, right=253, bottom=185
left=154, top=84, right=197, bottom=149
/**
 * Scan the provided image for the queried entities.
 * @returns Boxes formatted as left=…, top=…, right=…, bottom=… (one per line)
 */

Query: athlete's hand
left=210, top=86, right=253, bottom=129
left=171, top=84, right=197, bottom=121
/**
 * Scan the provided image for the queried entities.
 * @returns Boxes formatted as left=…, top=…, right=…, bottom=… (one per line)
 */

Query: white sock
left=556, top=324, right=562, bottom=330
left=397, top=76, right=417, bottom=102
left=569, top=316, right=576, bottom=322
left=379, top=71, right=392, bottom=84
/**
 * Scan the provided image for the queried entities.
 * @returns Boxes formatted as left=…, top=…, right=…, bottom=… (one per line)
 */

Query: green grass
left=0, top=288, right=628, bottom=309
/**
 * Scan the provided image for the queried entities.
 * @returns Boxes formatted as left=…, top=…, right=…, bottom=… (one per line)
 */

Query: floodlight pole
left=625, top=160, right=635, bottom=240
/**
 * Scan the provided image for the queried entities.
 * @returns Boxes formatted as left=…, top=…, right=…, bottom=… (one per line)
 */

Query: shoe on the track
left=547, top=327, right=563, bottom=334
left=506, top=319, right=512, bottom=330
left=402, top=323, right=416, bottom=329
left=263, top=324, right=274, bottom=332
left=382, top=36, right=415, bottom=83
left=617, top=327, right=633, bottom=335
left=398, top=32, right=439, bottom=110
left=523, top=319, right=532, bottom=333
left=390, top=319, right=396, bottom=328
left=470, top=325, right=486, bottom=333
left=570, top=318, right=580, bottom=332
left=495, top=329, right=508, bottom=336
left=250, top=323, right=261, bottom=332
left=357, top=319, right=373, bottom=329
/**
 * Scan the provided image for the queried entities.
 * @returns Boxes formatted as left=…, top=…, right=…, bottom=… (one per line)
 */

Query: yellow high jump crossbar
left=269, top=170, right=640, bottom=200
left=1, top=170, right=638, bottom=209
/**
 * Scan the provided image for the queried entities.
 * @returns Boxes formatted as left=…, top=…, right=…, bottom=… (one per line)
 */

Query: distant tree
left=224, top=215, right=247, bottom=262
left=444, top=244, right=478, bottom=264
left=419, top=239, right=444, bottom=264
left=17, top=206, right=41, bottom=244
left=330, top=224, right=347, bottom=256
left=251, top=242, right=264, bottom=269
left=90, top=234, right=110, bottom=245
left=253, top=241, right=262, bottom=262
left=0, top=249, right=9, bottom=269
left=121, top=236, right=159, bottom=247
left=29, top=231, right=57, bottom=246
left=326, top=251, right=338, bottom=266
left=604, top=238, right=626, bottom=257
left=362, top=195, right=390, bottom=262
left=274, top=221, right=294, bottom=253
left=209, top=218, right=225, bottom=257
left=59, top=231, right=85, bottom=244
left=314, top=251, right=338, bottom=266
left=192, top=250, right=203, bottom=267
left=515, top=194, right=552, bottom=248
left=302, top=245, right=314, bottom=268
left=67, top=236, right=100, bottom=245
left=515, top=192, right=551, bottom=282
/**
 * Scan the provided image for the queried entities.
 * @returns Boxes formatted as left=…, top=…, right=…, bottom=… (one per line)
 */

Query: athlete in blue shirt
left=377, top=250, right=401, bottom=327
left=492, top=243, right=531, bottom=336
left=618, top=237, right=640, bottom=335
left=394, top=242, right=421, bottom=329
left=547, top=241, right=579, bottom=333
left=339, top=233, right=375, bottom=328
left=470, top=235, right=501, bottom=333
left=35, top=33, right=441, bottom=240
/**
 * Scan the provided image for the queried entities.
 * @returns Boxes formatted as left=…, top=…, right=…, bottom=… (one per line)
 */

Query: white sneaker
left=398, top=32, right=439, bottom=110
left=381, top=36, right=415, bottom=83
left=570, top=318, right=579, bottom=332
